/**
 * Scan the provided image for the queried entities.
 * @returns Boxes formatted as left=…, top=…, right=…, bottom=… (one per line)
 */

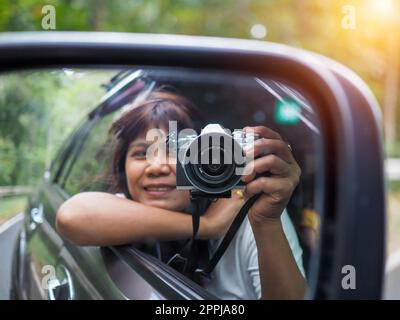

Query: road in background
left=0, top=213, right=23, bottom=300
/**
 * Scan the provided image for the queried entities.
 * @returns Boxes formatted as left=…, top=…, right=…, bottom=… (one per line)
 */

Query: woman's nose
left=145, top=157, right=172, bottom=176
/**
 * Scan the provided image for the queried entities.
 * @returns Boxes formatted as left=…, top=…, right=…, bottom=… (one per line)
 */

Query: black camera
left=173, top=124, right=259, bottom=198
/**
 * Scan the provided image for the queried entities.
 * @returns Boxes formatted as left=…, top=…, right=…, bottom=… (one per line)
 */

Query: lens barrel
left=182, top=132, right=244, bottom=194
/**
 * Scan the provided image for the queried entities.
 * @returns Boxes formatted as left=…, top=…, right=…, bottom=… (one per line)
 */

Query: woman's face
left=124, top=128, right=190, bottom=211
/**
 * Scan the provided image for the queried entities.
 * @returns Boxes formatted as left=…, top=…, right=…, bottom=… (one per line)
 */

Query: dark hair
left=109, top=90, right=203, bottom=199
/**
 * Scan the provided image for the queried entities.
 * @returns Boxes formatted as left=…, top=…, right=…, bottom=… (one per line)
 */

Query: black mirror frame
left=0, top=32, right=385, bottom=299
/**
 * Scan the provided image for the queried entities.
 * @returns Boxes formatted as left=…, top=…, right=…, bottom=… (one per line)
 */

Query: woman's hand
left=241, top=126, right=301, bottom=225
left=200, top=192, right=245, bottom=239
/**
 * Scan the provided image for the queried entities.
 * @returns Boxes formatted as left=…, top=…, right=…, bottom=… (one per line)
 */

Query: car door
left=22, top=122, right=89, bottom=299
left=47, top=111, right=119, bottom=299
left=20, top=70, right=152, bottom=300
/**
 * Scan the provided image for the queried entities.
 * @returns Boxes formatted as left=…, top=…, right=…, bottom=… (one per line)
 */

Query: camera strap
left=196, top=193, right=261, bottom=278
left=184, top=198, right=201, bottom=276
left=167, top=193, right=261, bottom=284
left=167, top=198, right=207, bottom=282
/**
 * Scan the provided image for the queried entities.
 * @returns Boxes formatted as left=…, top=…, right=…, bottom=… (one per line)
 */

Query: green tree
left=0, top=70, right=113, bottom=185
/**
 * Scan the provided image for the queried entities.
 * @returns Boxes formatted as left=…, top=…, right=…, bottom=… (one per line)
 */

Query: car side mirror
left=0, top=32, right=385, bottom=299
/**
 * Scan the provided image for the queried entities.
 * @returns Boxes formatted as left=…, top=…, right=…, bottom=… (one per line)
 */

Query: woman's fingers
left=243, top=125, right=294, bottom=163
left=243, top=126, right=282, bottom=140
left=242, top=154, right=290, bottom=183
left=244, top=177, right=296, bottom=204
left=240, top=126, right=301, bottom=222
left=245, top=137, right=295, bottom=164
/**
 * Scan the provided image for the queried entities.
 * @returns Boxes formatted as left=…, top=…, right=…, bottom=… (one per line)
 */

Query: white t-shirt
left=203, top=210, right=305, bottom=300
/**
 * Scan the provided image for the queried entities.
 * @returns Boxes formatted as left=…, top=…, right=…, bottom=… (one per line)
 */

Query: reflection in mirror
left=0, top=68, right=322, bottom=300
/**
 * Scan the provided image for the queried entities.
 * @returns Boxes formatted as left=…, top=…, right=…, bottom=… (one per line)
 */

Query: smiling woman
left=107, top=90, right=200, bottom=211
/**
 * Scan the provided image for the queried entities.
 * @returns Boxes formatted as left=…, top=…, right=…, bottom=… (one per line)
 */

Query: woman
left=56, top=90, right=306, bottom=299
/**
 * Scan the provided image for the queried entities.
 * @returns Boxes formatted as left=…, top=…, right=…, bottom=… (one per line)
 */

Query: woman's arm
left=56, top=191, right=241, bottom=246
left=250, top=219, right=306, bottom=299
left=242, top=126, right=307, bottom=300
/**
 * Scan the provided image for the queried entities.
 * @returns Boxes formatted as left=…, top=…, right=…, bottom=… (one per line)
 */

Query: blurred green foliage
left=0, top=0, right=399, bottom=185
left=0, top=70, right=114, bottom=185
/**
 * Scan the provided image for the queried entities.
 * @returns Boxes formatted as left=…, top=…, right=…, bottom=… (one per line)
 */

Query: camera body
left=175, top=124, right=258, bottom=198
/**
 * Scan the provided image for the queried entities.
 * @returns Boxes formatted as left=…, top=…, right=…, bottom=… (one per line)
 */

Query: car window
left=63, top=114, right=116, bottom=195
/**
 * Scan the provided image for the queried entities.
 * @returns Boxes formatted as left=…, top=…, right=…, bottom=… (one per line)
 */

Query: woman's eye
left=131, top=150, right=146, bottom=159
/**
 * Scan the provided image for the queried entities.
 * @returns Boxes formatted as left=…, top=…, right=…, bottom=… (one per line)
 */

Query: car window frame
left=59, top=117, right=100, bottom=193
left=50, top=70, right=147, bottom=188
left=107, top=246, right=218, bottom=300
left=50, top=119, right=92, bottom=185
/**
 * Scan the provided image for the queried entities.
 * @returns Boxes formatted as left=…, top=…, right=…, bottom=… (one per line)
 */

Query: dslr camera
left=172, top=124, right=259, bottom=198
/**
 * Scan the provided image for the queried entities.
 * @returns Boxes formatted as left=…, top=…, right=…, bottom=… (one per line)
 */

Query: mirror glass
left=0, top=67, right=323, bottom=300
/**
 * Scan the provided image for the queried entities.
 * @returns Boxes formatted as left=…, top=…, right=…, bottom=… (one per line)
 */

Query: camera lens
left=182, top=132, right=244, bottom=194
left=203, top=163, right=225, bottom=175
left=199, top=147, right=228, bottom=176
